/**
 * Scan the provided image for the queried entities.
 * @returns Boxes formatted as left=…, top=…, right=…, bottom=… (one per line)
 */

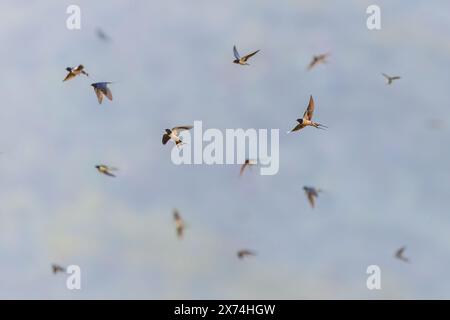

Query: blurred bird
left=162, top=126, right=193, bottom=147
left=95, top=164, right=118, bottom=177
left=240, top=159, right=257, bottom=176
left=233, top=45, right=260, bottom=65
left=288, top=95, right=327, bottom=133
left=63, top=65, right=89, bottom=81
left=395, top=246, right=410, bottom=263
left=96, top=27, right=110, bottom=42
left=382, top=73, right=401, bottom=85
left=91, top=82, right=113, bottom=104
left=51, top=264, right=66, bottom=274
left=307, top=53, right=329, bottom=70
left=237, top=249, right=256, bottom=259
left=173, top=209, right=185, bottom=239
left=303, top=186, right=321, bottom=209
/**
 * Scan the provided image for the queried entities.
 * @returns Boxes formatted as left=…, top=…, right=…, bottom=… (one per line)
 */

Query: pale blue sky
left=1, top=0, right=450, bottom=299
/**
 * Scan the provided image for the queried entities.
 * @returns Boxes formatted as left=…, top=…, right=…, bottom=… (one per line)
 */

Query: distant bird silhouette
left=63, top=65, right=89, bottom=82
left=237, top=249, right=256, bottom=259
left=303, top=186, right=321, bottom=209
left=307, top=53, right=329, bottom=70
left=173, top=209, right=185, bottom=239
left=96, top=28, right=111, bottom=42
left=95, top=165, right=118, bottom=177
left=51, top=264, right=66, bottom=274
left=162, top=126, right=193, bottom=147
left=233, top=46, right=260, bottom=65
left=395, top=246, right=410, bottom=263
left=240, top=159, right=256, bottom=176
left=91, top=82, right=113, bottom=104
left=288, top=95, right=327, bottom=133
left=382, top=73, right=401, bottom=85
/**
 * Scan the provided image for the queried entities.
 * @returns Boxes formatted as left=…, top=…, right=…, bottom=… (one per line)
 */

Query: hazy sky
left=1, top=0, right=450, bottom=299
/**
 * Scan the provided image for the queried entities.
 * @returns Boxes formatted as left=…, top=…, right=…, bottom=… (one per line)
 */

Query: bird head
left=66, top=67, right=72, bottom=72
left=165, top=129, right=172, bottom=134
left=296, top=119, right=303, bottom=124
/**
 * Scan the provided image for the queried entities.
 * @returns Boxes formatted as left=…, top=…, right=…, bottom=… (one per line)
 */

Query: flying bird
left=51, top=264, right=66, bottom=274
left=95, top=164, right=118, bottom=177
left=382, top=73, right=401, bottom=85
left=288, top=95, right=327, bottom=133
left=303, top=186, right=321, bottom=209
left=307, top=53, right=329, bottom=70
left=91, top=82, right=113, bottom=104
left=96, top=27, right=110, bottom=42
left=237, top=249, right=256, bottom=260
left=394, top=246, right=410, bottom=263
left=63, top=65, right=89, bottom=81
left=162, top=126, right=193, bottom=147
left=240, top=159, right=257, bottom=176
left=173, top=209, right=185, bottom=239
left=233, top=45, right=260, bottom=65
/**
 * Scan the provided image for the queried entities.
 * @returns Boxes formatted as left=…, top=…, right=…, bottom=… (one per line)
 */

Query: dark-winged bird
left=162, top=126, right=193, bottom=147
left=307, top=53, right=329, bottom=70
left=173, top=209, right=185, bottom=239
left=237, top=249, right=256, bottom=260
left=91, top=82, right=113, bottom=104
left=382, top=73, right=401, bottom=85
left=233, top=46, right=260, bottom=65
left=288, top=95, right=327, bottom=133
left=95, top=165, right=118, bottom=177
left=63, top=65, right=89, bottom=81
left=303, top=186, right=321, bottom=209
left=51, top=264, right=66, bottom=274
left=395, top=246, right=410, bottom=263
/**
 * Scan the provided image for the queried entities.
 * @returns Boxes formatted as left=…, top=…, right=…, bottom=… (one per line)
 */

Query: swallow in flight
left=63, top=65, right=89, bottom=81
left=288, top=95, right=327, bottom=133
left=233, top=45, right=260, bottom=65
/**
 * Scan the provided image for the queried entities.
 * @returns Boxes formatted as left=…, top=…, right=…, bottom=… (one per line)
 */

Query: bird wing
left=233, top=45, right=240, bottom=60
left=391, top=76, right=401, bottom=80
left=381, top=73, right=390, bottom=80
left=307, top=57, right=318, bottom=70
left=105, top=87, right=113, bottom=101
left=63, top=72, right=75, bottom=82
left=173, top=125, right=193, bottom=132
left=307, top=192, right=315, bottom=208
left=162, top=133, right=171, bottom=145
left=289, top=123, right=305, bottom=132
left=396, top=246, right=405, bottom=258
left=303, top=95, right=315, bottom=120
left=242, top=50, right=260, bottom=62
left=94, top=88, right=103, bottom=104
left=239, top=163, right=248, bottom=176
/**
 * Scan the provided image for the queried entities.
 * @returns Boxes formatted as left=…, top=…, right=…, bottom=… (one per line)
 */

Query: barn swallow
left=307, top=53, right=329, bottom=70
left=288, top=95, right=327, bottom=133
left=173, top=209, right=185, bottom=239
left=303, top=186, right=321, bottom=209
left=382, top=73, right=401, bottom=85
left=63, top=65, right=89, bottom=81
left=51, top=264, right=66, bottom=274
left=394, top=246, right=410, bottom=263
left=233, top=46, right=260, bottom=65
left=237, top=249, right=256, bottom=259
left=95, top=164, right=118, bottom=177
left=96, top=27, right=110, bottom=42
left=91, top=82, right=113, bottom=104
left=162, top=126, right=193, bottom=147
left=240, top=159, right=257, bottom=176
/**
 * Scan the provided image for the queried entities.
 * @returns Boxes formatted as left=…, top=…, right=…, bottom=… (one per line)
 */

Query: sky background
left=1, top=0, right=450, bottom=299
